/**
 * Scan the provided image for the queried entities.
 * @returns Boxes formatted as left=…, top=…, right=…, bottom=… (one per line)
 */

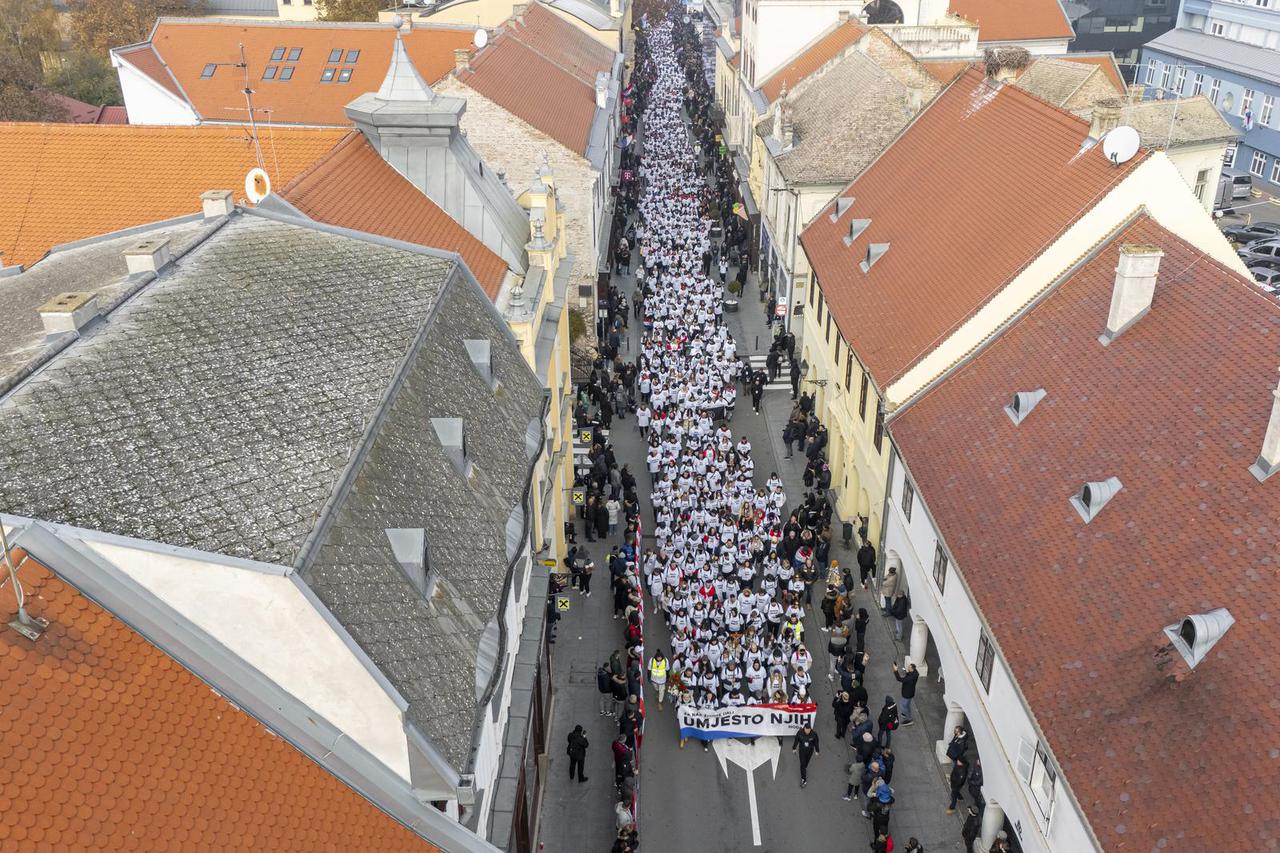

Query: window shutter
left=1017, top=738, right=1036, bottom=783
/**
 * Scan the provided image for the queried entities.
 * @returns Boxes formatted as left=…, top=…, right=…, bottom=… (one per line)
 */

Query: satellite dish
left=245, top=167, right=271, bottom=204
left=473, top=27, right=488, bottom=49
left=1102, top=125, right=1140, bottom=166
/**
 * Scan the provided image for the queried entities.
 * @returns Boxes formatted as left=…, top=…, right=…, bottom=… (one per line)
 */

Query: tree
left=316, top=0, right=382, bottom=22
left=0, top=0, right=61, bottom=65
left=0, top=48, right=69, bottom=121
left=69, top=0, right=202, bottom=57
left=47, top=50, right=122, bottom=105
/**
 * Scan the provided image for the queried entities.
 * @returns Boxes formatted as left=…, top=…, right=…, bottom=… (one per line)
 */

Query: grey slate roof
left=0, top=216, right=210, bottom=394
left=1146, top=27, right=1280, bottom=87
left=0, top=211, right=546, bottom=770
left=1013, top=57, right=1097, bottom=107
left=760, top=49, right=917, bottom=185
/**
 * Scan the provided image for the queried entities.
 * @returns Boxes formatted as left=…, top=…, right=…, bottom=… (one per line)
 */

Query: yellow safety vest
left=649, top=658, right=668, bottom=682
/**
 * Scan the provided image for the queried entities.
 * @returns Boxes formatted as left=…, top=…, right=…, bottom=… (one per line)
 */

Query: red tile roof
left=508, top=3, right=617, bottom=86
left=919, top=57, right=976, bottom=85
left=921, top=54, right=1124, bottom=92
left=123, top=19, right=474, bottom=125
left=0, top=123, right=347, bottom=269
left=758, top=18, right=867, bottom=104
left=281, top=132, right=511, bottom=298
left=950, top=0, right=1074, bottom=42
left=47, top=95, right=131, bottom=124
left=458, top=32, right=597, bottom=154
left=97, top=105, right=129, bottom=124
left=0, top=553, right=439, bottom=851
left=890, top=215, right=1280, bottom=852
left=799, top=67, right=1144, bottom=388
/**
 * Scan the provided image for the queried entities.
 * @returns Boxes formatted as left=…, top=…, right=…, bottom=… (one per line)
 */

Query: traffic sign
left=775, top=296, right=788, bottom=318
left=556, top=596, right=571, bottom=612
left=578, top=429, right=593, bottom=444
left=572, top=490, right=586, bottom=506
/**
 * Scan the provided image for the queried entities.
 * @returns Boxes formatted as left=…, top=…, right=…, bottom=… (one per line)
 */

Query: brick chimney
left=123, top=238, right=172, bottom=275
left=38, top=292, right=100, bottom=337
left=201, top=189, right=234, bottom=219
left=984, top=46, right=1030, bottom=84
left=454, top=47, right=470, bottom=73
left=1089, top=97, right=1124, bottom=140
left=1099, top=244, right=1162, bottom=345
left=1249, top=369, right=1280, bottom=481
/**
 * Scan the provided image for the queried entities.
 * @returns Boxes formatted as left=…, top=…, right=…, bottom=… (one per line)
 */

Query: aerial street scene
left=1, top=0, right=1278, bottom=850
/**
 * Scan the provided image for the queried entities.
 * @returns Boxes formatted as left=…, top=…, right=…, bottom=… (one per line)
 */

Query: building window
left=321, top=67, right=336, bottom=82
left=280, top=66, right=295, bottom=81
left=346, top=49, right=361, bottom=63
left=1224, top=142, right=1237, bottom=168
left=1017, top=740, right=1058, bottom=821
left=873, top=406, right=885, bottom=453
left=1191, top=72, right=1203, bottom=95
left=328, top=48, right=343, bottom=63
left=338, top=68, right=352, bottom=82
left=932, top=542, right=948, bottom=592
left=1174, top=66, right=1186, bottom=93
left=845, top=349, right=854, bottom=390
left=287, top=47, right=302, bottom=61
left=834, top=335, right=841, bottom=365
left=1160, top=63, right=1171, bottom=90
left=1261, top=95, right=1274, bottom=128
left=816, top=291, right=824, bottom=325
left=1210, top=20, right=1225, bottom=36
left=1194, top=167, right=1209, bottom=201
left=1209, top=78, right=1220, bottom=105
left=901, top=479, right=915, bottom=521
left=825, top=312, right=832, bottom=344
left=809, top=276, right=818, bottom=306
left=1144, top=59, right=1155, bottom=84
left=859, top=373, right=869, bottom=420
left=262, top=65, right=278, bottom=80
left=200, top=63, right=216, bottom=78
left=976, top=632, right=995, bottom=692
left=1272, top=158, right=1280, bottom=185
left=1252, top=151, right=1267, bottom=177
left=271, top=46, right=286, bottom=61
left=1242, top=89, right=1255, bottom=118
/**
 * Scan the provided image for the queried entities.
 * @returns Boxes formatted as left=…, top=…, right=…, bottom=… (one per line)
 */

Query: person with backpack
left=566, top=725, right=589, bottom=783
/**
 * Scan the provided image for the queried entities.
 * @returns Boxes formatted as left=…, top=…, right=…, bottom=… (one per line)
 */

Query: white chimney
left=201, top=189, right=234, bottom=219
left=1249, top=368, right=1280, bottom=481
left=123, top=238, right=172, bottom=275
left=906, top=79, right=926, bottom=112
left=38, top=292, right=100, bottom=337
left=595, top=71, right=609, bottom=109
left=454, top=47, right=470, bottom=73
left=1127, top=83, right=1145, bottom=104
left=1099, top=244, right=1162, bottom=345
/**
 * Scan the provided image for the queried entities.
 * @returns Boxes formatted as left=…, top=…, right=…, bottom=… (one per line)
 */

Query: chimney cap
left=38, top=291, right=101, bottom=337
left=201, top=189, right=234, bottom=219
left=122, top=238, right=173, bottom=275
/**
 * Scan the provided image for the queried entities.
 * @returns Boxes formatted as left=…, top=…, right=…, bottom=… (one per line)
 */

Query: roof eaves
left=4, top=518, right=487, bottom=853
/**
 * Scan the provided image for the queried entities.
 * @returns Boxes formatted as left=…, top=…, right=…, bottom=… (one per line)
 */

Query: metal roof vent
left=1248, top=368, right=1280, bottom=482
left=385, top=527, right=437, bottom=600
left=1162, top=608, right=1235, bottom=669
left=860, top=242, right=889, bottom=273
left=829, top=197, right=855, bottom=223
left=1070, top=476, right=1122, bottom=523
left=431, top=417, right=474, bottom=480
left=464, top=338, right=498, bottom=390
left=844, top=218, right=871, bottom=247
left=1004, top=388, right=1046, bottom=425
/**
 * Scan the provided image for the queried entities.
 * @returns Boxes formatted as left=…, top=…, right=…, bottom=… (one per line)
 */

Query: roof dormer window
left=431, top=417, right=475, bottom=480
left=844, top=218, right=871, bottom=247
left=1004, top=388, right=1046, bottom=425
left=860, top=242, right=889, bottom=273
left=1070, top=476, right=1122, bottom=523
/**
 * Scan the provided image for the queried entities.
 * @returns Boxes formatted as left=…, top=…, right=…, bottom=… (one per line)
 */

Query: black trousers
left=569, top=755, right=585, bottom=781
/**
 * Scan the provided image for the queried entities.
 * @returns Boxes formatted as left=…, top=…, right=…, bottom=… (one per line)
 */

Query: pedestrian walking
left=968, top=757, right=985, bottom=809
left=876, top=696, right=899, bottom=747
left=827, top=624, right=849, bottom=680
left=792, top=722, right=820, bottom=787
left=580, top=558, right=595, bottom=597
left=597, top=662, right=614, bottom=716
left=961, top=805, right=981, bottom=852
left=648, top=648, right=669, bottom=710
left=902, top=837, right=923, bottom=853
left=892, top=661, right=918, bottom=726
left=857, top=540, right=877, bottom=589
left=947, top=756, right=970, bottom=813
left=566, top=725, right=589, bottom=782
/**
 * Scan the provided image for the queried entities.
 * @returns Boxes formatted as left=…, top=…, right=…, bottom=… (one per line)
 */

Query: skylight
left=262, top=65, right=277, bottom=80
left=345, top=49, right=360, bottom=63
left=271, top=47, right=285, bottom=61
left=328, top=48, right=342, bottom=63
left=321, top=67, right=335, bottom=82
left=338, top=68, right=352, bottom=82
left=280, top=66, right=295, bottom=81
left=287, top=47, right=302, bottom=61
left=200, top=63, right=216, bottom=78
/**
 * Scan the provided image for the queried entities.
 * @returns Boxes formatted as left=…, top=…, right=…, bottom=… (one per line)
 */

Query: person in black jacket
left=876, top=696, right=898, bottom=747
left=892, top=661, right=919, bottom=726
left=857, top=540, right=877, bottom=589
left=832, top=690, right=855, bottom=739
left=792, top=722, right=820, bottom=787
left=961, top=805, right=981, bottom=852
left=947, top=756, right=970, bottom=813
left=566, top=725, right=589, bottom=783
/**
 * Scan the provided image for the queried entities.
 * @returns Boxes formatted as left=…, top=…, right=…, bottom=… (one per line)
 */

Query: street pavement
left=538, top=255, right=970, bottom=852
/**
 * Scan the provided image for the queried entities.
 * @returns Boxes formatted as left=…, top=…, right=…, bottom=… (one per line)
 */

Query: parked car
left=1251, top=267, right=1280, bottom=292
left=1237, top=239, right=1280, bottom=270
left=1226, top=172, right=1254, bottom=201
left=1223, top=222, right=1280, bottom=245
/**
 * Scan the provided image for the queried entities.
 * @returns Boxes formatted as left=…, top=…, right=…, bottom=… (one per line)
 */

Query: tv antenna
left=208, top=44, right=266, bottom=173
left=1101, top=125, right=1140, bottom=167
left=1, top=522, right=47, bottom=641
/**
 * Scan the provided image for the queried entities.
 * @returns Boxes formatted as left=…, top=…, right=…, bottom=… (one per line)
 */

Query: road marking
left=745, top=355, right=792, bottom=392
left=711, top=738, right=780, bottom=846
